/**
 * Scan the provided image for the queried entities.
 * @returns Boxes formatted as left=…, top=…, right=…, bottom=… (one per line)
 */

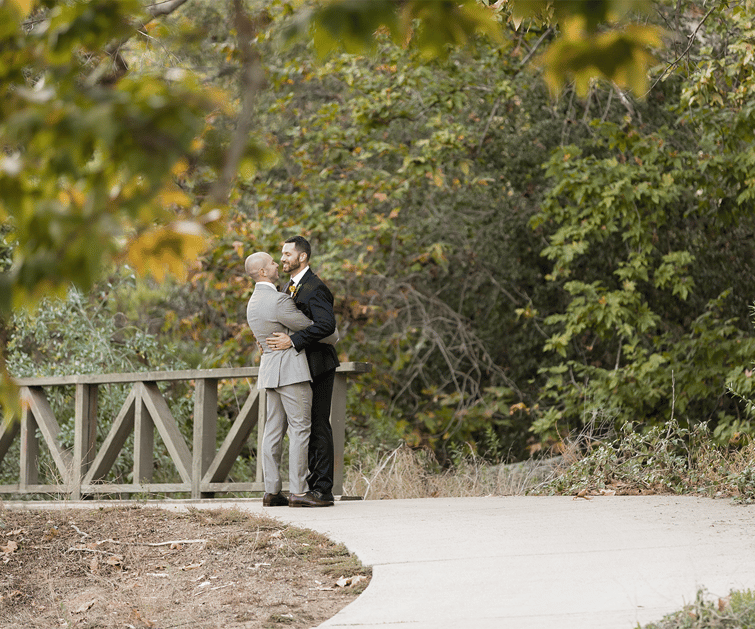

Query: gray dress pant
left=262, top=381, right=312, bottom=495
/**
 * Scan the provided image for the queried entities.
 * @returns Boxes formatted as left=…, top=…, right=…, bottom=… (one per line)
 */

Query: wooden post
left=73, top=383, right=98, bottom=500
left=330, top=373, right=348, bottom=496
left=192, top=378, right=218, bottom=499
left=133, top=383, right=154, bottom=486
left=19, top=393, right=39, bottom=490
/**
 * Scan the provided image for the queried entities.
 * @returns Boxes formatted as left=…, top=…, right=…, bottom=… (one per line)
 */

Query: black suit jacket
left=289, top=269, right=340, bottom=378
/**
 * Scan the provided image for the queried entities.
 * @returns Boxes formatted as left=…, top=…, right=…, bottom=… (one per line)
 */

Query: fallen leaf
left=180, top=562, right=202, bottom=571
left=129, top=608, right=154, bottom=628
left=336, top=575, right=367, bottom=588
left=73, top=600, right=96, bottom=614
left=1, top=540, right=18, bottom=554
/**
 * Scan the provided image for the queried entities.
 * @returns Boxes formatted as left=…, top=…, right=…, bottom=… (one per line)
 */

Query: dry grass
left=544, top=421, right=755, bottom=498
left=343, top=421, right=755, bottom=500
left=343, top=444, right=563, bottom=499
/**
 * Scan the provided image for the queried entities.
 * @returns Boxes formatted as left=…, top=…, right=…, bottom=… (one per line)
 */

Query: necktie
left=286, top=281, right=295, bottom=295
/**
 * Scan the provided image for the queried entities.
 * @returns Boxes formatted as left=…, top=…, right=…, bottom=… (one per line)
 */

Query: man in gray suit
left=245, top=252, right=336, bottom=508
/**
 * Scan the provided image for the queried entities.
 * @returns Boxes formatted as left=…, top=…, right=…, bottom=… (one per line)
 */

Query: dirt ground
left=0, top=504, right=371, bottom=629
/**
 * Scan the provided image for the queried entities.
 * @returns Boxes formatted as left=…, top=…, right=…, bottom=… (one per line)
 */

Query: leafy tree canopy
left=4, top=0, right=755, bottom=464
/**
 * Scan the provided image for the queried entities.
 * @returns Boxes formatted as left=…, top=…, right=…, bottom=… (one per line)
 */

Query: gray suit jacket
left=247, top=283, right=315, bottom=390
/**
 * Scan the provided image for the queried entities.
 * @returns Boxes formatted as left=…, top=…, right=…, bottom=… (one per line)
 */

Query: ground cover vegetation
left=640, top=589, right=755, bottom=629
left=0, top=505, right=370, bottom=628
left=2, top=0, right=755, bottom=486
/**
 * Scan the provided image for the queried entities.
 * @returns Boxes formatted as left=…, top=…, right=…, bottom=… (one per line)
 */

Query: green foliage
left=178, top=0, right=755, bottom=461
left=0, top=0, right=274, bottom=418
left=531, top=32, right=755, bottom=440
left=295, top=0, right=663, bottom=97
left=195, top=24, right=561, bottom=456
left=641, top=589, right=755, bottom=629
left=287, top=0, right=503, bottom=60
left=0, top=0, right=223, bottom=314
left=5, top=0, right=755, bottom=469
left=544, top=419, right=755, bottom=499
left=2, top=282, right=194, bottom=486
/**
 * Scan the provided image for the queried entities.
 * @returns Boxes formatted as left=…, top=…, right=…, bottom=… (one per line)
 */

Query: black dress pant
left=306, top=368, right=335, bottom=495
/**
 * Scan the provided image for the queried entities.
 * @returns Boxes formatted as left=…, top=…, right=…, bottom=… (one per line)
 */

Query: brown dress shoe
left=289, top=491, right=334, bottom=507
left=262, top=492, right=288, bottom=507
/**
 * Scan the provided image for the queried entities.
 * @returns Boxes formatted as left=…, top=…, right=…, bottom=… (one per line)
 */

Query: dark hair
left=285, top=235, right=311, bottom=260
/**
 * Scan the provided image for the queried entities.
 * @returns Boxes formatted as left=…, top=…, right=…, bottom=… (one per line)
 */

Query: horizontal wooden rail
left=1, top=363, right=371, bottom=500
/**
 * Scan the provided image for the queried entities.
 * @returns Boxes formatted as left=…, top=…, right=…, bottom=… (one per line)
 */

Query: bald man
left=245, top=252, right=337, bottom=508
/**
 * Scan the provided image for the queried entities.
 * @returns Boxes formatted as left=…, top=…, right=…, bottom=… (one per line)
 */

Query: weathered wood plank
left=11, top=363, right=368, bottom=387
left=0, top=484, right=68, bottom=494
left=133, top=391, right=154, bottom=483
left=81, top=483, right=192, bottom=494
left=23, top=387, right=72, bottom=483
left=202, top=388, right=259, bottom=484
left=330, top=373, right=348, bottom=496
left=12, top=367, right=259, bottom=386
left=140, top=382, right=192, bottom=483
left=202, top=481, right=265, bottom=493
left=19, top=405, right=39, bottom=488
left=72, top=384, right=98, bottom=500
left=0, top=417, right=20, bottom=464
left=83, top=386, right=137, bottom=484
left=192, top=379, right=218, bottom=498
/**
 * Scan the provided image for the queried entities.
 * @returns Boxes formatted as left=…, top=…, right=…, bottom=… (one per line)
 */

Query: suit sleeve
left=290, top=283, right=336, bottom=352
left=276, top=294, right=314, bottom=332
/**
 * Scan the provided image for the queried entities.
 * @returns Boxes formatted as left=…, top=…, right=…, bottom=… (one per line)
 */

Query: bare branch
left=518, top=27, right=553, bottom=68
left=368, top=276, right=522, bottom=435
left=646, top=3, right=718, bottom=95
left=207, top=0, right=265, bottom=204
left=146, top=0, right=192, bottom=18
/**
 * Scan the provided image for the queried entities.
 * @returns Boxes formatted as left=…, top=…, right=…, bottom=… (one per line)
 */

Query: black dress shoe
left=311, top=490, right=335, bottom=503
left=262, top=492, right=288, bottom=507
left=289, top=491, right=334, bottom=508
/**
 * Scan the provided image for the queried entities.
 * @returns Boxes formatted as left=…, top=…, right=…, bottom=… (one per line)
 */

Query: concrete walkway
left=188, top=495, right=755, bottom=629
left=13, top=495, right=755, bottom=627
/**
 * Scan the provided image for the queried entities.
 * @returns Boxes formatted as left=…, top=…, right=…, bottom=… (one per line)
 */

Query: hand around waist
left=266, top=332, right=292, bottom=351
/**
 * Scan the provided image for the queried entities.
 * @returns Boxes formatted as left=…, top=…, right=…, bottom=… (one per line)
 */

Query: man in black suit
left=266, top=236, right=339, bottom=506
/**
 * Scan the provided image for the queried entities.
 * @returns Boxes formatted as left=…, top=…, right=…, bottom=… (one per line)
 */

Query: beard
left=284, top=259, right=301, bottom=275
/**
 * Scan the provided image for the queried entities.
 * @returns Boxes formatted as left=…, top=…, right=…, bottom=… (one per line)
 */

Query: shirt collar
left=291, top=265, right=310, bottom=286
left=256, top=280, right=277, bottom=288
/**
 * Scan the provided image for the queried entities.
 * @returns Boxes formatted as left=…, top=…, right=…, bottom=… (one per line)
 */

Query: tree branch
left=146, top=0, right=192, bottom=18
left=207, top=0, right=266, bottom=204
left=646, top=3, right=718, bottom=95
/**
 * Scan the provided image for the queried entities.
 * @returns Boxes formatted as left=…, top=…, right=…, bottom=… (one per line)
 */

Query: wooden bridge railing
left=0, top=363, right=371, bottom=500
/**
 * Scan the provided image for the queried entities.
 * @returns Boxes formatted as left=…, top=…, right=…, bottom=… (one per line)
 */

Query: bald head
left=245, top=252, right=279, bottom=283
